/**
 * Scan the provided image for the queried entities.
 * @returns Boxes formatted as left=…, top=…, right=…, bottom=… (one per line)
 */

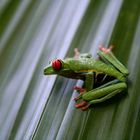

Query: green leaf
left=0, top=0, right=140, bottom=140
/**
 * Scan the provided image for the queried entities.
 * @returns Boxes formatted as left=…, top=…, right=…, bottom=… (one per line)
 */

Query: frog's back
left=65, top=57, right=125, bottom=81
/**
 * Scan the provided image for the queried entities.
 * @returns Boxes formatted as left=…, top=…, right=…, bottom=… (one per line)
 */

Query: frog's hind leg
left=75, top=80, right=127, bottom=110
left=98, top=45, right=129, bottom=76
left=82, top=80, right=127, bottom=103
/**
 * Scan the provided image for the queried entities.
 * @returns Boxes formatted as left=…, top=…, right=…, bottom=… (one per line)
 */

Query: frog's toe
left=75, top=100, right=90, bottom=111
left=73, top=87, right=86, bottom=101
left=81, top=104, right=90, bottom=111
left=99, top=45, right=114, bottom=54
left=74, top=48, right=80, bottom=59
left=73, top=95, right=82, bottom=101
left=75, top=101, right=87, bottom=108
left=73, top=86, right=86, bottom=93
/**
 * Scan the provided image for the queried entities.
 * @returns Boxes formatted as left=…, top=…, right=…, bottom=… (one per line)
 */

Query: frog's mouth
left=44, top=66, right=56, bottom=75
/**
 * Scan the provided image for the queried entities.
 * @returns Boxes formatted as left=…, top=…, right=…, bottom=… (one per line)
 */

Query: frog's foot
left=73, top=87, right=90, bottom=110
left=99, top=45, right=114, bottom=54
left=75, top=100, right=90, bottom=111
left=74, top=48, right=80, bottom=59
left=73, top=86, right=86, bottom=101
left=73, top=94, right=82, bottom=101
left=73, top=86, right=86, bottom=93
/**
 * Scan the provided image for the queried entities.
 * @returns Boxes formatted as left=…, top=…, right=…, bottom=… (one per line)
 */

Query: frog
left=44, top=45, right=129, bottom=110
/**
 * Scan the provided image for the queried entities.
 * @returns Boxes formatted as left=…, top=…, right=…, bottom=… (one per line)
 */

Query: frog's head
left=44, top=59, right=70, bottom=76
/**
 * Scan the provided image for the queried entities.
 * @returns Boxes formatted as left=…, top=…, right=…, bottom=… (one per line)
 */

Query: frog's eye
left=52, top=59, right=62, bottom=70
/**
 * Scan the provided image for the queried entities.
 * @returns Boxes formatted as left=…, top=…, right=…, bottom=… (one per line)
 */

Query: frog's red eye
left=52, top=59, right=62, bottom=70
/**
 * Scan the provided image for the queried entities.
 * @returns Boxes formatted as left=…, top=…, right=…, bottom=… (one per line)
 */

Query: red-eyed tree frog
left=44, top=45, right=129, bottom=111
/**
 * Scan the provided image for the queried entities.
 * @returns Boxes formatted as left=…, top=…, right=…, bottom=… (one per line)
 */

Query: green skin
left=44, top=47, right=129, bottom=110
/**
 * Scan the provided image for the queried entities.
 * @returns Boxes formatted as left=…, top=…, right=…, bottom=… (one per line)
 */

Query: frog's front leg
left=74, top=72, right=94, bottom=101
left=75, top=80, right=127, bottom=110
left=74, top=48, right=80, bottom=59
left=74, top=48, right=92, bottom=59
